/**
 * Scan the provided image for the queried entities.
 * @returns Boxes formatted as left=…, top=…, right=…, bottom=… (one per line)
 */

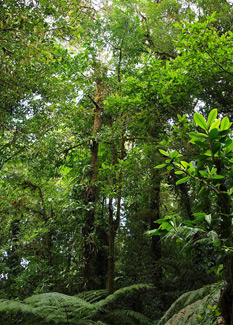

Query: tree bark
left=149, top=168, right=163, bottom=289
left=82, top=77, right=103, bottom=290
left=150, top=169, right=162, bottom=261
left=107, top=135, right=124, bottom=294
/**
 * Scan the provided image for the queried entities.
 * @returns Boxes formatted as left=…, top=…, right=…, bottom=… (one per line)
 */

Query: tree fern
left=76, top=289, right=108, bottom=304
left=94, top=284, right=152, bottom=310
left=73, top=284, right=153, bottom=323
left=101, top=309, right=153, bottom=325
left=0, top=284, right=153, bottom=324
left=158, top=283, right=221, bottom=325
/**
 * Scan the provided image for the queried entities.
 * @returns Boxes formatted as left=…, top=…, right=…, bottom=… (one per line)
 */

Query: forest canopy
left=0, top=0, right=233, bottom=324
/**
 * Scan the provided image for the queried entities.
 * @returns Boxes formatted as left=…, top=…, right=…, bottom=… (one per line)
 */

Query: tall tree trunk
left=150, top=169, right=162, bottom=261
left=108, top=197, right=116, bottom=294
left=149, top=169, right=163, bottom=289
left=107, top=135, right=124, bottom=294
left=177, top=182, right=193, bottom=220
left=82, top=77, right=103, bottom=290
left=7, top=217, right=21, bottom=298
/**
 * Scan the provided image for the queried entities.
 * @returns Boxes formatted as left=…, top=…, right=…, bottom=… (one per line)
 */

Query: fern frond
left=94, top=284, right=153, bottom=311
left=77, top=289, right=108, bottom=303
left=0, top=299, right=34, bottom=314
left=158, top=283, right=221, bottom=325
left=102, top=309, right=153, bottom=325
left=25, top=292, right=96, bottom=322
left=0, top=284, right=153, bottom=324
left=124, top=310, right=153, bottom=324
left=70, top=320, right=108, bottom=325
left=0, top=299, right=44, bottom=324
left=25, top=292, right=93, bottom=309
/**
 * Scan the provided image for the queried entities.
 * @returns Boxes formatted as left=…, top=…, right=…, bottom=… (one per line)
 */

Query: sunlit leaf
left=176, top=176, right=190, bottom=185
left=211, top=175, right=224, bottom=179
left=194, top=113, right=208, bottom=131
left=209, top=119, right=220, bottom=131
left=175, top=171, right=185, bottom=175
left=207, top=109, right=217, bottom=128
left=221, top=116, right=231, bottom=130
left=159, top=149, right=169, bottom=157
left=155, top=164, right=167, bottom=169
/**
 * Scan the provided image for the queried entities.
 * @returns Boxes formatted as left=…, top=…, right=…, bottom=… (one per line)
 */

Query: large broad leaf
left=161, top=222, right=173, bottom=230
left=207, top=109, right=217, bottom=128
left=220, top=116, right=231, bottom=130
left=212, top=142, right=221, bottom=154
left=224, top=140, right=233, bottom=154
left=209, top=128, right=219, bottom=141
left=209, top=119, right=220, bottom=131
left=194, top=113, right=208, bottom=131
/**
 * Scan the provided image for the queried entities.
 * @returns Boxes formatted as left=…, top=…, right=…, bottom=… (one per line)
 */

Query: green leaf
left=190, top=138, right=202, bottom=144
left=199, top=170, right=209, bottom=178
left=155, top=217, right=171, bottom=224
left=211, top=175, right=224, bottom=179
left=181, top=161, right=189, bottom=168
left=159, top=149, right=169, bottom=157
left=212, top=142, right=221, bottom=154
left=198, top=186, right=206, bottom=195
left=210, top=168, right=217, bottom=175
left=209, top=128, right=219, bottom=141
left=155, top=164, right=167, bottom=169
left=194, top=113, right=208, bottom=131
left=161, top=222, right=173, bottom=230
left=224, top=141, right=233, bottom=154
left=170, top=151, right=182, bottom=159
left=204, top=150, right=212, bottom=156
left=193, top=213, right=206, bottom=218
left=189, top=132, right=208, bottom=139
left=147, top=229, right=168, bottom=236
left=220, top=116, right=231, bottom=130
left=176, top=176, right=190, bottom=185
left=207, top=109, right=217, bottom=128
left=209, top=119, right=220, bottom=131
left=175, top=171, right=185, bottom=175
left=218, top=130, right=229, bottom=137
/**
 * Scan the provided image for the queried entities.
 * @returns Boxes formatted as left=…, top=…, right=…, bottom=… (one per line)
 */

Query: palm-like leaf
left=0, top=284, right=153, bottom=324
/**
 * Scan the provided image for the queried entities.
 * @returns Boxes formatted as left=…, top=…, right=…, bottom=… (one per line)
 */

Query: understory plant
left=0, top=284, right=154, bottom=325
left=152, top=109, right=233, bottom=323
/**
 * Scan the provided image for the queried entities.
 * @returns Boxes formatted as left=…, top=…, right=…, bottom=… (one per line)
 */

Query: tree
left=154, top=109, right=233, bottom=323
left=0, top=0, right=233, bottom=323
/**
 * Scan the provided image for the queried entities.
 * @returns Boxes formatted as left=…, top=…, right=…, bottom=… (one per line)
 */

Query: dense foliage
left=0, top=0, right=232, bottom=323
